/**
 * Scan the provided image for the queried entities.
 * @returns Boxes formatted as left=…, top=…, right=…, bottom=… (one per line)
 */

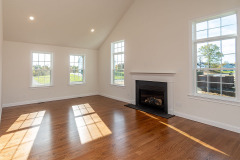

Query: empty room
left=0, top=0, right=240, bottom=159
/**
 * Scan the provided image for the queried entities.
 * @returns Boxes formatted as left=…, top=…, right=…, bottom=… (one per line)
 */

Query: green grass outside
left=70, top=73, right=83, bottom=82
left=34, top=75, right=50, bottom=84
left=34, top=74, right=83, bottom=84
left=114, top=71, right=124, bottom=80
left=114, top=76, right=124, bottom=80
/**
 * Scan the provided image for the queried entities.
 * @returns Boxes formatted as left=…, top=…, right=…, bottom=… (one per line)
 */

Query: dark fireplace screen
left=139, top=89, right=164, bottom=108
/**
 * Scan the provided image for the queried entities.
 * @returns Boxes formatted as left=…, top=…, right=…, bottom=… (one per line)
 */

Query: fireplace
left=136, top=80, right=168, bottom=114
left=124, top=80, right=173, bottom=119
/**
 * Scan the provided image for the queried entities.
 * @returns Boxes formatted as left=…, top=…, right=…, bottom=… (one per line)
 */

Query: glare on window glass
left=33, top=53, right=38, bottom=61
left=222, top=39, right=236, bottom=54
left=196, top=21, right=207, bottom=31
left=221, top=14, right=236, bottom=26
left=45, top=54, right=51, bottom=61
left=39, top=54, right=44, bottom=61
left=208, top=18, right=220, bottom=28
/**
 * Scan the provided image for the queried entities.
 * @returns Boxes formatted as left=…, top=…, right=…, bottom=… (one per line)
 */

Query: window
left=111, top=40, right=125, bottom=86
left=70, top=55, right=85, bottom=84
left=192, top=12, right=238, bottom=98
left=32, top=52, right=52, bottom=87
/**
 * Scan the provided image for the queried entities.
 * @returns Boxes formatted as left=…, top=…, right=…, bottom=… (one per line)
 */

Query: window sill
left=69, top=82, right=86, bottom=86
left=188, top=93, right=240, bottom=106
left=110, top=83, right=125, bottom=87
left=30, top=85, right=53, bottom=89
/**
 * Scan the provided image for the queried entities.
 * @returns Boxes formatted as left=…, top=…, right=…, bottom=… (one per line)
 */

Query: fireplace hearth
left=125, top=80, right=174, bottom=119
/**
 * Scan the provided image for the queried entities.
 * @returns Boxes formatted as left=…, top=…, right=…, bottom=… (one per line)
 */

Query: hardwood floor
left=0, top=95, right=240, bottom=160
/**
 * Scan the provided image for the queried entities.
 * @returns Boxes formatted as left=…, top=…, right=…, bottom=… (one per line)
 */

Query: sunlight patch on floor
left=0, top=111, right=45, bottom=160
left=139, top=111, right=229, bottom=156
left=72, top=104, right=112, bottom=144
left=7, top=111, right=45, bottom=132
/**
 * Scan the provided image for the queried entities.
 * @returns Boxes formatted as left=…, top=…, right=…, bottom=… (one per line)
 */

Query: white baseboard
left=174, top=111, right=240, bottom=133
left=99, top=93, right=132, bottom=103
left=2, top=93, right=98, bottom=108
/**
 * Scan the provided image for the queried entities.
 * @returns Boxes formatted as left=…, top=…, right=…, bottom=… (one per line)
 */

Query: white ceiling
left=3, top=0, right=134, bottom=49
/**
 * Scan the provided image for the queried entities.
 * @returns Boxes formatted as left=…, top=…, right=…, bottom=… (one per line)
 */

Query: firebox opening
left=140, top=89, right=164, bottom=108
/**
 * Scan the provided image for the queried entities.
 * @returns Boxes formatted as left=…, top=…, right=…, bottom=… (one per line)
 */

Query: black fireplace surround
left=125, top=80, right=174, bottom=119
left=136, top=80, right=168, bottom=113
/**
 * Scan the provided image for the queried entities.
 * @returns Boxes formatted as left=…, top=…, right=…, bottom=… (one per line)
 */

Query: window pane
left=74, top=56, right=79, bottom=63
left=39, top=62, right=44, bottom=67
left=222, top=24, right=237, bottom=35
left=45, top=54, right=51, bottom=61
left=222, top=69, right=235, bottom=97
left=196, top=70, right=207, bottom=82
left=208, top=41, right=221, bottom=50
left=118, top=54, right=122, bottom=62
left=44, top=76, right=51, bottom=85
left=79, top=56, right=83, bottom=64
left=73, top=63, right=78, bottom=67
left=209, top=18, right=220, bottom=29
left=196, top=30, right=207, bottom=39
left=209, top=59, right=221, bottom=68
left=33, top=62, right=39, bottom=68
left=70, top=72, right=75, bottom=82
left=45, top=62, right=51, bottom=68
left=222, top=39, right=235, bottom=54
left=70, top=63, right=74, bottom=68
left=222, top=54, right=235, bottom=68
left=222, top=70, right=235, bottom=83
left=197, top=82, right=207, bottom=93
left=39, top=54, right=44, bottom=61
left=197, top=56, right=208, bottom=68
left=208, top=70, right=221, bottom=83
left=33, top=53, right=38, bottom=61
left=118, top=43, right=121, bottom=47
left=222, top=83, right=235, bottom=97
left=208, top=83, right=221, bottom=95
left=113, top=70, right=124, bottom=85
left=70, top=56, right=74, bottom=63
left=197, top=43, right=207, bottom=56
left=209, top=28, right=220, bottom=37
left=196, top=21, right=207, bottom=31
left=221, top=14, right=236, bottom=26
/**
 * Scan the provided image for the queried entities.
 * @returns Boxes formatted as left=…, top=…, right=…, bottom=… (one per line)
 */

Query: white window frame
left=111, top=40, right=125, bottom=86
left=31, top=52, right=53, bottom=87
left=69, top=54, right=86, bottom=85
left=190, top=10, right=240, bottom=102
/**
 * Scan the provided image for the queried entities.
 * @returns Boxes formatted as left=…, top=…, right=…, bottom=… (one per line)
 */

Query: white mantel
left=130, top=71, right=176, bottom=114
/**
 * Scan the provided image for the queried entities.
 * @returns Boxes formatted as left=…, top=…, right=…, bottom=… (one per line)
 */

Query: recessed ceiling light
left=29, top=16, right=35, bottom=21
left=91, top=29, right=95, bottom=33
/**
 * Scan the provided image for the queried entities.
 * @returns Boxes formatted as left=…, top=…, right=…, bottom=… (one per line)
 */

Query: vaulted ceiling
left=3, top=0, right=134, bottom=49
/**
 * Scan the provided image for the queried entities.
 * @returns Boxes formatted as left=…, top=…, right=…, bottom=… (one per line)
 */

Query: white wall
left=99, top=0, right=240, bottom=133
left=3, top=41, right=98, bottom=106
left=0, top=0, right=3, bottom=121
